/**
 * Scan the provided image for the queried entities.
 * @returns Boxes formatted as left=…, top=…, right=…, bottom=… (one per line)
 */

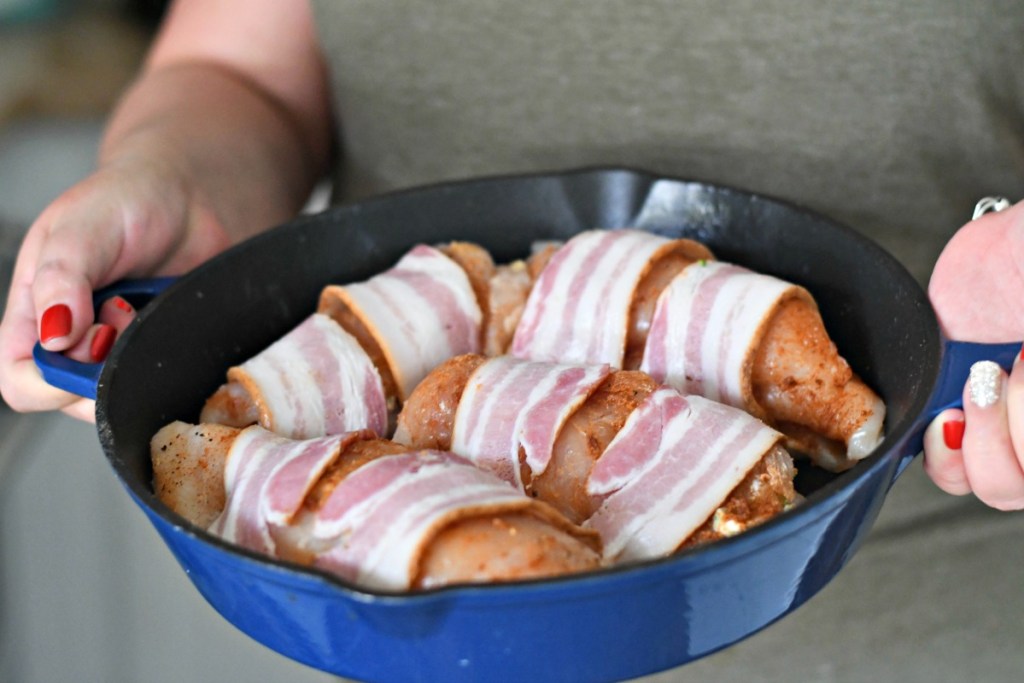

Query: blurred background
left=1, top=3, right=1023, bottom=683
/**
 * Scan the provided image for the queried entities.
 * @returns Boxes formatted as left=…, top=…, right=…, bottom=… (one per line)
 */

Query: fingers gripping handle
left=894, top=339, right=1021, bottom=481
left=890, top=198, right=1023, bottom=479
left=32, top=278, right=176, bottom=399
left=932, top=341, right=1020, bottom=415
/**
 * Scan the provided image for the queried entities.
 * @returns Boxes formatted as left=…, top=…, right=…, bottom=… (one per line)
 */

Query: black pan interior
left=97, top=168, right=942, bottom=525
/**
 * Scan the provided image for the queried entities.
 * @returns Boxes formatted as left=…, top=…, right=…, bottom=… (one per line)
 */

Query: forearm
left=99, top=60, right=331, bottom=245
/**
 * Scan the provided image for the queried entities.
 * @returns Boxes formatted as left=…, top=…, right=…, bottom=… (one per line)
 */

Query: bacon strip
left=450, top=356, right=611, bottom=490
left=585, top=389, right=782, bottom=562
left=227, top=313, right=388, bottom=439
left=320, top=245, right=482, bottom=401
left=208, top=426, right=367, bottom=554
left=640, top=261, right=810, bottom=414
left=511, top=230, right=675, bottom=366
left=310, top=450, right=547, bottom=591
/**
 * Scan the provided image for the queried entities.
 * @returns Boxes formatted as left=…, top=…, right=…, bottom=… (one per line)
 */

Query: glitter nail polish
left=968, top=360, right=1002, bottom=408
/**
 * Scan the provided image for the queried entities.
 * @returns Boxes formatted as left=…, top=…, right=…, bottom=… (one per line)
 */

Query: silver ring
left=973, top=196, right=1012, bottom=220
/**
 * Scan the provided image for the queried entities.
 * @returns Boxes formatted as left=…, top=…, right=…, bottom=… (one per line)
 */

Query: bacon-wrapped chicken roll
left=395, top=354, right=799, bottom=559
left=151, top=422, right=600, bottom=591
left=511, top=228, right=713, bottom=367
left=584, top=388, right=795, bottom=562
left=201, top=313, right=388, bottom=439
left=202, top=241, right=513, bottom=438
left=510, top=228, right=885, bottom=471
left=318, top=243, right=486, bottom=404
left=640, top=260, right=884, bottom=470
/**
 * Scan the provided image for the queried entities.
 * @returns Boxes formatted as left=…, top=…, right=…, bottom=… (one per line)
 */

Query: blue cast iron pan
left=35, top=168, right=1020, bottom=683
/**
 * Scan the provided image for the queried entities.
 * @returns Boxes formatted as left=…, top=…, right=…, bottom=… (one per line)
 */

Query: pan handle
left=893, top=339, right=1021, bottom=481
left=32, top=277, right=177, bottom=400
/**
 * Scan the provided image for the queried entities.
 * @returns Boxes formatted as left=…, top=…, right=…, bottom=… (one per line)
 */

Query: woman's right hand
left=0, top=155, right=231, bottom=421
left=0, top=0, right=334, bottom=422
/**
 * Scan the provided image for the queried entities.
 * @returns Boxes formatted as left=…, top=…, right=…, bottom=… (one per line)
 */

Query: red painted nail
left=90, top=324, right=117, bottom=362
left=943, top=420, right=965, bottom=450
left=1019, top=343, right=1024, bottom=362
left=112, top=296, right=133, bottom=313
left=40, top=304, right=72, bottom=343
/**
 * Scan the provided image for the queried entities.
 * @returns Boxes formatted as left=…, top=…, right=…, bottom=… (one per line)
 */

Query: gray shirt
left=310, top=1, right=1024, bottom=282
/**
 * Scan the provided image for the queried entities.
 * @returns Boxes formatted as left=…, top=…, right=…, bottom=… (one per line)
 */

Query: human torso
left=310, top=0, right=1024, bottom=281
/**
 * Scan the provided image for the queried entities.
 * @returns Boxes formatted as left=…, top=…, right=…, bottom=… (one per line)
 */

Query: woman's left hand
left=923, top=199, right=1024, bottom=510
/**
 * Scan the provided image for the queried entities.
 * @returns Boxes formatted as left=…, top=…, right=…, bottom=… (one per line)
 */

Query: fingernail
left=942, top=419, right=965, bottom=450
left=1019, top=343, right=1024, bottom=362
left=90, top=324, right=117, bottom=362
left=40, top=304, right=72, bottom=343
left=968, top=360, right=1002, bottom=408
left=111, top=296, right=133, bottom=313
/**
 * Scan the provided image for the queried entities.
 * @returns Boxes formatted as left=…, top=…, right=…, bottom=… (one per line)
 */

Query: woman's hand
left=923, top=199, right=1024, bottom=509
left=0, top=157, right=229, bottom=421
left=0, top=0, right=332, bottom=422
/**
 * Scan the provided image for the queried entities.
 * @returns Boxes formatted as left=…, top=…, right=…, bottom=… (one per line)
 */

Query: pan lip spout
left=94, top=165, right=941, bottom=680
